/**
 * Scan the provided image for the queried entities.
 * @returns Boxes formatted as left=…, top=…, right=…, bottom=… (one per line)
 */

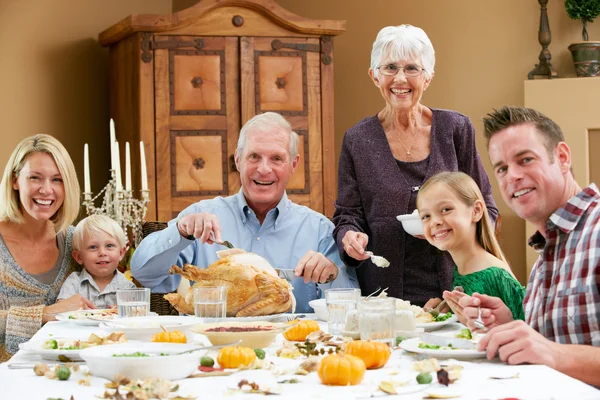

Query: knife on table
left=419, top=332, right=476, bottom=350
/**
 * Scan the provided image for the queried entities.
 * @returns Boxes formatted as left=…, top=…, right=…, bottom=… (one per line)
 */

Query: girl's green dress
left=453, top=266, right=525, bottom=320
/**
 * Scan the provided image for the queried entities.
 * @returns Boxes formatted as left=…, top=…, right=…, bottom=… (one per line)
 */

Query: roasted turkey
left=164, top=251, right=296, bottom=317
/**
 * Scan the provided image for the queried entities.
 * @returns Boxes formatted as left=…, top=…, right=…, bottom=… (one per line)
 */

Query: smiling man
left=445, top=106, right=600, bottom=386
left=131, top=112, right=358, bottom=313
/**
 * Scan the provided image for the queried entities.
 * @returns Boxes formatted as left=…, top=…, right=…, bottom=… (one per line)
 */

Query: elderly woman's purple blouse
left=333, top=109, right=498, bottom=306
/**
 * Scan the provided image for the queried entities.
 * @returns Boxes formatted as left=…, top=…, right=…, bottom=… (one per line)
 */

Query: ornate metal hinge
left=271, top=36, right=334, bottom=65
left=141, top=33, right=205, bottom=63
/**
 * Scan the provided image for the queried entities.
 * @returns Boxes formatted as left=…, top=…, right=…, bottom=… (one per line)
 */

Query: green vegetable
left=433, top=312, right=453, bottom=322
left=418, top=343, right=442, bottom=350
left=416, top=372, right=432, bottom=384
left=112, top=352, right=150, bottom=357
left=395, top=336, right=407, bottom=346
left=254, top=349, right=266, bottom=360
left=456, top=328, right=472, bottom=340
left=68, top=316, right=75, bottom=320
left=56, top=366, right=71, bottom=381
left=61, top=345, right=81, bottom=351
left=42, top=339, right=58, bottom=350
left=200, top=356, right=215, bottom=367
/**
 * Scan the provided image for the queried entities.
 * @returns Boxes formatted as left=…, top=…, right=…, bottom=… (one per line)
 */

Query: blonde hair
left=0, top=134, right=80, bottom=233
left=417, top=171, right=506, bottom=262
left=72, top=214, right=127, bottom=251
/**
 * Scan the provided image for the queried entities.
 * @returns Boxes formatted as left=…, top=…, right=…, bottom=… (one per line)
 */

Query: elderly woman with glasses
left=333, top=25, right=497, bottom=308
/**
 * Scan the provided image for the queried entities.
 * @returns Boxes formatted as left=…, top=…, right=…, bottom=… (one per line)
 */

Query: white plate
left=395, top=212, right=423, bottom=235
left=56, top=310, right=157, bottom=326
left=400, top=337, right=486, bottom=359
left=416, top=314, right=458, bottom=331
left=100, top=315, right=203, bottom=341
left=19, top=337, right=87, bottom=361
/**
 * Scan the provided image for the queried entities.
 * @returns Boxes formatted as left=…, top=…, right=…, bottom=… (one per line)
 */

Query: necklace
left=394, top=126, right=419, bottom=156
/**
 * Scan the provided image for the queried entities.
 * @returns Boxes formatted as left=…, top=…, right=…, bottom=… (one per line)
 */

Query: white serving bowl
left=80, top=342, right=206, bottom=381
left=100, top=315, right=203, bottom=341
left=308, top=298, right=328, bottom=321
left=191, top=320, right=289, bottom=349
left=396, top=212, right=423, bottom=236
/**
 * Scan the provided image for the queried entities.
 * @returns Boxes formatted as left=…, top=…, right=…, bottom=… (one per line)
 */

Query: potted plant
left=565, top=0, right=600, bottom=76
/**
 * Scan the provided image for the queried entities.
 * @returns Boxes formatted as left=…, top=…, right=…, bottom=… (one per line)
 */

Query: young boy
left=58, top=214, right=135, bottom=308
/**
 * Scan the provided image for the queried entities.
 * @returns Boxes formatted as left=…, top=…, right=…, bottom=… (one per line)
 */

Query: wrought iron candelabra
left=82, top=169, right=150, bottom=247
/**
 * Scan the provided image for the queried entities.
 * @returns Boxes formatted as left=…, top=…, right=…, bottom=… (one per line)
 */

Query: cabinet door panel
left=155, top=36, right=239, bottom=221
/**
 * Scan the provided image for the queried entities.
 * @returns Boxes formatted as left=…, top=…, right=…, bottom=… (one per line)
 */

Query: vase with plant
left=565, top=0, right=600, bottom=76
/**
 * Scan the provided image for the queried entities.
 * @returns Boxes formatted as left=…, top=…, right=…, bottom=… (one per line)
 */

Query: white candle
left=110, top=119, right=116, bottom=171
left=84, top=143, right=91, bottom=193
left=140, top=141, right=148, bottom=191
left=125, top=142, right=132, bottom=192
left=114, top=141, right=123, bottom=192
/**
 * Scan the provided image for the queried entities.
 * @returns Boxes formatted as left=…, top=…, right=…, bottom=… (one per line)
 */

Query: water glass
left=117, top=288, right=150, bottom=318
left=325, top=288, right=361, bottom=335
left=193, top=286, right=228, bottom=322
left=358, top=297, right=395, bottom=345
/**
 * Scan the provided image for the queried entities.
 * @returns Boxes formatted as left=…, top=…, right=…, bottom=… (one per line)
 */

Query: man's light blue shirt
left=130, top=190, right=358, bottom=313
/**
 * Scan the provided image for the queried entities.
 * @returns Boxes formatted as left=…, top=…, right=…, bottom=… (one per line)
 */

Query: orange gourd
left=344, top=340, right=391, bottom=369
left=318, top=353, right=366, bottom=386
left=282, top=320, right=320, bottom=341
left=150, top=330, right=187, bottom=343
left=216, top=346, right=257, bottom=368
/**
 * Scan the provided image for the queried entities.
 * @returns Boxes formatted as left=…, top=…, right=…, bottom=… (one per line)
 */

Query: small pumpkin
left=217, top=346, right=257, bottom=369
left=318, top=353, right=366, bottom=386
left=283, top=320, right=321, bottom=341
left=344, top=340, right=391, bottom=369
left=151, top=330, right=187, bottom=343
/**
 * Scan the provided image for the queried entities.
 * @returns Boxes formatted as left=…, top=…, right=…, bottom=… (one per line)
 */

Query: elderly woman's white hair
left=236, top=112, right=299, bottom=158
left=370, top=25, right=435, bottom=80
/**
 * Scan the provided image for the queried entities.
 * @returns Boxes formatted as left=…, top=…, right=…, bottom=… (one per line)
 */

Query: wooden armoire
left=98, top=0, right=345, bottom=221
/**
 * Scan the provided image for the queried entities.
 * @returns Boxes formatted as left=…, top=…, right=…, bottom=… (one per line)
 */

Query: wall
left=173, top=0, right=600, bottom=284
left=0, top=0, right=171, bottom=204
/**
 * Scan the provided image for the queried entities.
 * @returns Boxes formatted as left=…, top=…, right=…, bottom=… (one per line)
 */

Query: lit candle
left=125, top=142, right=132, bottom=192
left=140, top=141, right=148, bottom=191
left=114, top=141, right=123, bottom=192
left=110, top=119, right=116, bottom=171
left=84, top=143, right=91, bottom=193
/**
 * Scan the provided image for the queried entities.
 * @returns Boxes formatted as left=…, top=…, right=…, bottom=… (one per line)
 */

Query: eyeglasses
left=377, top=64, right=425, bottom=77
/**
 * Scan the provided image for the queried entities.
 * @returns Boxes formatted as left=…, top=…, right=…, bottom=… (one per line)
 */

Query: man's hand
left=478, top=320, right=560, bottom=368
left=341, top=230, right=369, bottom=261
left=176, top=212, right=222, bottom=244
left=294, top=250, right=338, bottom=284
left=457, top=292, right=514, bottom=331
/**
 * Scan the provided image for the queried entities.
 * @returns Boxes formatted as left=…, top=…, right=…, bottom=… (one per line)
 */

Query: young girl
left=416, top=171, right=524, bottom=320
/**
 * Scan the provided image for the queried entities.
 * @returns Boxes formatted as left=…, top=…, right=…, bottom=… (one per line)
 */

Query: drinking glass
left=117, top=288, right=150, bottom=318
left=324, top=288, right=361, bottom=335
left=193, top=286, right=228, bottom=322
left=358, top=297, right=395, bottom=345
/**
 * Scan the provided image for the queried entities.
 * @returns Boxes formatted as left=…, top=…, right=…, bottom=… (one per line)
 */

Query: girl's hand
left=43, top=295, right=95, bottom=322
left=341, top=230, right=370, bottom=261
left=423, top=297, right=449, bottom=313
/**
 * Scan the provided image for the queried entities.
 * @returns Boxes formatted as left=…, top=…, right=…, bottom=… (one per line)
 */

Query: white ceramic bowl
left=191, top=320, right=289, bottom=348
left=100, top=315, right=203, bottom=341
left=396, top=212, right=423, bottom=236
left=80, top=342, right=207, bottom=381
left=308, top=299, right=328, bottom=321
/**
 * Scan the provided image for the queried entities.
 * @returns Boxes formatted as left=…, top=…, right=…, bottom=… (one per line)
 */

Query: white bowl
left=308, top=299, right=328, bottom=321
left=100, top=315, right=203, bottom=341
left=80, top=342, right=206, bottom=381
left=191, top=320, right=288, bottom=348
left=396, top=212, right=423, bottom=236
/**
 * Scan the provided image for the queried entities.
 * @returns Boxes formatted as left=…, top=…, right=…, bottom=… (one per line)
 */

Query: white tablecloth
left=2, top=316, right=599, bottom=400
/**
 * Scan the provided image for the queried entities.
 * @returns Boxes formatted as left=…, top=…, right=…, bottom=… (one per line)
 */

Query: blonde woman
left=0, top=134, right=94, bottom=361
left=416, top=171, right=524, bottom=320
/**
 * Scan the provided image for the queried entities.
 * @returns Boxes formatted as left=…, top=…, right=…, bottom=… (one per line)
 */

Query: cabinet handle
left=191, top=76, right=203, bottom=88
left=229, top=154, right=238, bottom=172
left=193, top=157, right=205, bottom=170
left=275, top=77, right=287, bottom=89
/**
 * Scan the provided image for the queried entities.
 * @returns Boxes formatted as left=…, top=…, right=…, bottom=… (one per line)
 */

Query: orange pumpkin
left=344, top=340, right=391, bottom=369
left=216, top=346, right=256, bottom=369
left=282, top=320, right=321, bottom=341
left=318, top=353, right=366, bottom=386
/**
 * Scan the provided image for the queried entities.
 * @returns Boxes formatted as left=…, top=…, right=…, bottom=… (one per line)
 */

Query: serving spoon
left=365, top=251, right=390, bottom=268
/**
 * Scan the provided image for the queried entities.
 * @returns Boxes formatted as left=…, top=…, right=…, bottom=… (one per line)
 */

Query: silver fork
left=474, top=306, right=488, bottom=331
left=286, top=314, right=306, bottom=322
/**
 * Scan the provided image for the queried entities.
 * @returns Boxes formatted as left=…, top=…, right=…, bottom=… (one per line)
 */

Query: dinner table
left=1, top=314, right=599, bottom=400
